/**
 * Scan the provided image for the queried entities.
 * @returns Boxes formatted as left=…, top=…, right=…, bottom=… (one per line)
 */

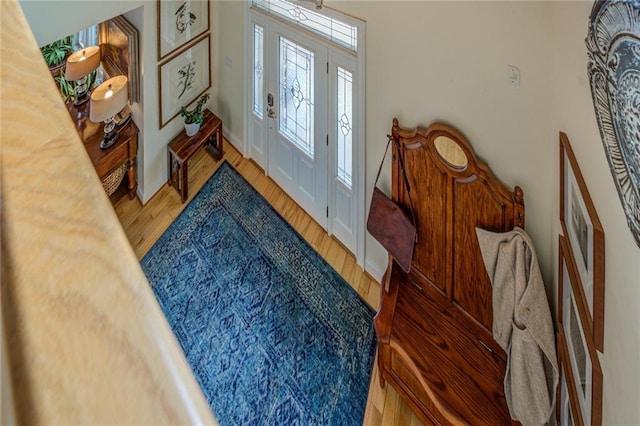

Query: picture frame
left=157, top=0, right=210, bottom=61
left=99, top=15, right=140, bottom=103
left=558, top=235, right=603, bottom=426
left=557, top=330, right=584, bottom=426
left=158, top=34, right=211, bottom=128
left=559, top=131, right=605, bottom=352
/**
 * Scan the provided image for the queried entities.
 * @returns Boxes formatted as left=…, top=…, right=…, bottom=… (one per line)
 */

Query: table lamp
left=90, top=75, right=129, bottom=149
left=65, top=46, right=101, bottom=106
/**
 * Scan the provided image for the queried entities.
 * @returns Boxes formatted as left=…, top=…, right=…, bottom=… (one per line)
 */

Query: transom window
left=252, top=0, right=358, bottom=52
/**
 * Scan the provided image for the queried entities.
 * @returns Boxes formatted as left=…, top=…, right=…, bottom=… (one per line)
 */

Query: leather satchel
left=366, top=137, right=417, bottom=273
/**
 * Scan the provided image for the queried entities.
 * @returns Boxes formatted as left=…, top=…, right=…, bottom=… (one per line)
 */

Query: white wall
left=551, top=1, right=640, bottom=423
left=20, top=0, right=219, bottom=204
left=20, top=1, right=138, bottom=44
left=216, top=1, right=245, bottom=148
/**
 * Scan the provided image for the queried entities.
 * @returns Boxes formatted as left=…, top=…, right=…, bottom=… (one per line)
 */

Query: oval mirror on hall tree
left=586, top=0, right=640, bottom=247
left=434, top=135, right=468, bottom=170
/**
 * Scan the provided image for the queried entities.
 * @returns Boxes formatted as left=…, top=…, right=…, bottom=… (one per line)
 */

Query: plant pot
left=184, top=121, right=201, bottom=137
left=49, top=61, right=67, bottom=81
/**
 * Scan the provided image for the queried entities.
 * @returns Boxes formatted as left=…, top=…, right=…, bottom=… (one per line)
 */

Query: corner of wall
left=139, top=176, right=167, bottom=205
left=222, top=129, right=244, bottom=157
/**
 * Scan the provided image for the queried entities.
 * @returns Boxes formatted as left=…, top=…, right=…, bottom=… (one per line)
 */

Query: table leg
left=181, top=161, right=188, bottom=203
left=127, top=158, right=137, bottom=200
left=217, top=124, right=224, bottom=160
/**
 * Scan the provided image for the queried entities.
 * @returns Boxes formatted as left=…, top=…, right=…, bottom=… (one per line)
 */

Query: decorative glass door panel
left=249, top=18, right=267, bottom=168
left=253, top=24, right=264, bottom=119
left=279, top=37, right=314, bottom=159
left=336, top=66, right=352, bottom=189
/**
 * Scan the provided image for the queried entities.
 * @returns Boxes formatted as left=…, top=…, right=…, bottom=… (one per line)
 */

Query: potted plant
left=180, top=93, right=210, bottom=136
left=40, top=36, right=74, bottom=79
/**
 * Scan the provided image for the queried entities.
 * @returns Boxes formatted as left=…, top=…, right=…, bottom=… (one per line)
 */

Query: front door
left=248, top=4, right=364, bottom=261
left=265, top=25, right=328, bottom=228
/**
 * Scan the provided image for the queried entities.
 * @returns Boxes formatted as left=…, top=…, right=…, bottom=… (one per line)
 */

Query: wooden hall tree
left=374, top=119, right=526, bottom=425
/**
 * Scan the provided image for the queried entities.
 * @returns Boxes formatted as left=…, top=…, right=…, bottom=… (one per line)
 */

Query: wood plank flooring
left=115, top=140, right=424, bottom=426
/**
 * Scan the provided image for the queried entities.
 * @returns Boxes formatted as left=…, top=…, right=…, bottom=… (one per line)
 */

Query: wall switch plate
left=507, top=65, right=520, bottom=87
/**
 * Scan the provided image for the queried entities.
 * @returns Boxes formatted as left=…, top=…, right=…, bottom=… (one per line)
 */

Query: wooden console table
left=168, top=109, right=223, bottom=203
left=67, top=102, right=139, bottom=203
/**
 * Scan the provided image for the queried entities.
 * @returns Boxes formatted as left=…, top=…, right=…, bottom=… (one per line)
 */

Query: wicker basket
left=102, top=163, right=127, bottom=196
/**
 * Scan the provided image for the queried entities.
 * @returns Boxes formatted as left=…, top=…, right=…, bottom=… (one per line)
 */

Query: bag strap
left=374, top=136, right=418, bottom=232
left=373, top=137, right=393, bottom=187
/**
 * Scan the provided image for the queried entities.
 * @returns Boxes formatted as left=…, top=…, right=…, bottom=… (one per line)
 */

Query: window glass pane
left=253, top=0, right=357, bottom=52
left=253, top=24, right=264, bottom=118
left=337, top=66, right=352, bottom=188
left=279, top=37, right=314, bottom=158
left=336, top=67, right=353, bottom=188
left=72, top=25, right=99, bottom=50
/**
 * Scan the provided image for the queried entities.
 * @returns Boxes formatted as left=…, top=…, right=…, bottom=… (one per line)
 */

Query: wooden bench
left=168, top=109, right=223, bottom=203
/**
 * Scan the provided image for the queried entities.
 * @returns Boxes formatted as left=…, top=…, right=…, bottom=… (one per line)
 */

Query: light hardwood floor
left=115, top=140, right=423, bottom=426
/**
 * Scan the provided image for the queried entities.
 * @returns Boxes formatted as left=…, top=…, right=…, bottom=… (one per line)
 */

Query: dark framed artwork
left=559, top=132, right=605, bottom=352
left=558, top=235, right=603, bottom=426
left=158, top=0, right=210, bottom=61
left=158, top=34, right=210, bottom=128
left=99, top=15, right=140, bottom=103
left=586, top=0, right=640, bottom=247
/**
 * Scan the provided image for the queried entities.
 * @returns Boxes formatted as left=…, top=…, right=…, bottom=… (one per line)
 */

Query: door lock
left=267, top=93, right=274, bottom=107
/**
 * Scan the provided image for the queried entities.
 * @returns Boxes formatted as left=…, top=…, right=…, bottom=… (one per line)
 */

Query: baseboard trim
left=223, top=130, right=243, bottom=156
left=364, top=257, right=385, bottom=284
left=139, top=176, right=167, bottom=206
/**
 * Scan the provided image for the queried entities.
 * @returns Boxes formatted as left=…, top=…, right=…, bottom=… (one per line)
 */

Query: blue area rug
left=141, top=162, right=376, bottom=425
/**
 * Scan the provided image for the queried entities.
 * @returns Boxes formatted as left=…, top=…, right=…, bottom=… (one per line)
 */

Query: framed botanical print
left=158, top=34, right=210, bottom=128
left=559, top=132, right=605, bottom=352
left=558, top=235, right=603, bottom=426
left=99, top=15, right=140, bottom=103
left=157, top=0, right=210, bottom=61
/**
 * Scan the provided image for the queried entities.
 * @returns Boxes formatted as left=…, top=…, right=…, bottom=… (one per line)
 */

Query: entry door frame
left=243, top=1, right=366, bottom=267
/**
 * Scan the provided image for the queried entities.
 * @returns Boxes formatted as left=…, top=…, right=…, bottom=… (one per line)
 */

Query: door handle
left=267, top=107, right=277, bottom=119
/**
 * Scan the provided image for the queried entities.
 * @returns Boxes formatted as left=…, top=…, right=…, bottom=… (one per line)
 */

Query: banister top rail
left=0, top=1, right=217, bottom=423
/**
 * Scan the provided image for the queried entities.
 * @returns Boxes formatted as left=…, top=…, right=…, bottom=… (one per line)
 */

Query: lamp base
left=100, top=133, right=119, bottom=150
left=74, top=90, right=91, bottom=106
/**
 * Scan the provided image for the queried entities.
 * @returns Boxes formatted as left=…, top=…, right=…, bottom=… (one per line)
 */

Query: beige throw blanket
left=476, top=227, right=558, bottom=426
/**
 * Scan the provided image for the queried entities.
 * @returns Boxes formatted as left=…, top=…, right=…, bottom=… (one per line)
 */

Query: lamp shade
left=65, top=46, right=101, bottom=80
left=90, top=76, right=128, bottom=123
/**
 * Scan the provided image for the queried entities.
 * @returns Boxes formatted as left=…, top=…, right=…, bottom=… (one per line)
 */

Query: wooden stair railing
left=0, top=1, right=217, bottom=423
